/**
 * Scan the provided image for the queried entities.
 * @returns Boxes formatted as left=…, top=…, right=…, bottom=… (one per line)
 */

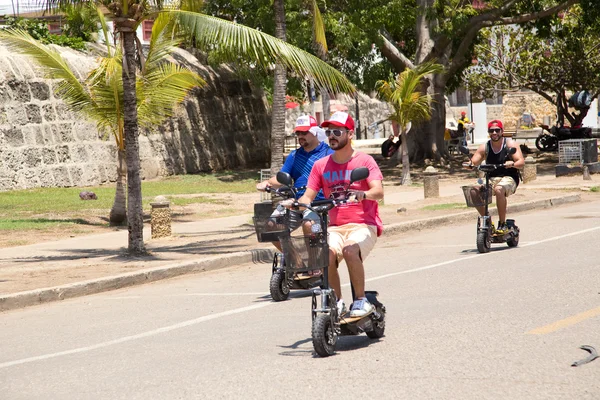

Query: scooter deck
left=339, top=309, right=374, bottom=324
left=294, top=273, right=322, bottom=281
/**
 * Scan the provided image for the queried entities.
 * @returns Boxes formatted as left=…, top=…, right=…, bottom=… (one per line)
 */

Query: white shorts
left=328, top=223, right=378, bottom=264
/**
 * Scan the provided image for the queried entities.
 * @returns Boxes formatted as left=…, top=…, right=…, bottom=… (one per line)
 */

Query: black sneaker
left=496, top=222, right=509, bottom=234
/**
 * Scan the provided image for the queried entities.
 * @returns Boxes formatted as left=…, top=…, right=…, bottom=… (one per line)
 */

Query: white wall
left=583, top=99, right=598, bottom=128
left=471, top=102, right=488, bottom=144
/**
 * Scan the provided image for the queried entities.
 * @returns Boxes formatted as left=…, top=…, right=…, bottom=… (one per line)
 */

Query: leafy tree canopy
left=464, top=5, right=600, bottom=127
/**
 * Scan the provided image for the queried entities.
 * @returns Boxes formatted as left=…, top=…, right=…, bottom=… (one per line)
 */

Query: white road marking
left=3, top=225, right=600, bottom=369
left=0, top=302, right=271, bottom=369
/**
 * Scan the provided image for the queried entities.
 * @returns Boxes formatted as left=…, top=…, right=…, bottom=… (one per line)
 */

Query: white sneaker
left=336, top=299, right=346, bottom=315
left=349, top=297, right=374, bottom=317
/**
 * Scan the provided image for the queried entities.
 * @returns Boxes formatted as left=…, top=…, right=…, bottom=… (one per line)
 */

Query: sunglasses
left=325, top=129, right=347, bottom=137
left=488, top=128, right=502, bottom=133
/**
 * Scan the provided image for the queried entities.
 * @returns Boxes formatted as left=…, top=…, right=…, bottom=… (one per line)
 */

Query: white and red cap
left=294, top=115, right=318, bottom=132
left=321, top=111, right=355, bottom=131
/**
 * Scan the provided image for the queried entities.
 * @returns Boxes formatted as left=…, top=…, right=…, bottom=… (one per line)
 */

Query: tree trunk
left=121, top=30, right=146, bottom=255
left=109, top=148, right=127, bottom=225
left=270, top=0, right=287, bottom=175
left=321, top=90, right=330, bottom=120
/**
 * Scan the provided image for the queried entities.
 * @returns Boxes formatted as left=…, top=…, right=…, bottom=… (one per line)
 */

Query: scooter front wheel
left=507, top=233, right=519, bottom=248
left=476, top=230, right=491, bottom=253
left=312, top=314, right=337, bottom=357
left=269, top=271, right=290, bottom=302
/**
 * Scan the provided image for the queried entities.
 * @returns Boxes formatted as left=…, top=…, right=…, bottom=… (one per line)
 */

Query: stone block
left=6, top=80, right=31, bottom=102
left=3, top=149, right=24, bottom=171
left=23, top=148, right=42, bottom=168
left=141, top=159, right=160, bottom=180
left=41, top=124, right=55, bottom=145
left=0, top=105, right=7, bottom=125
left=70, top=144, right=90, bottom=163
left=54, top=103, right=73, bottom=120
left=16, top=169, right=40, bottom=189
left=42, top=104, right=56, bottom=122
left=5, top=104, right=28, bottom=125
left=55, top=145, right=71, bottom=163
left=80, top=164, right=100, bottom=186
left=21, top=126, right=38, bottom=146
left=29, top=81, right=50, bottom=101
left=52, top=166, right=72, bottom=187
left=69, top=165, right=84, bottom=185
left=72, top=121, right=97, bottom=141
left=104, top=164, right=118, bottom=182
left=1, top=125, right=24, bottom=147
left=42, top=148, right=57, bottom=165
left=38, top=170, right=56, bottom=187
left=52, top=122, right=74, bottom=142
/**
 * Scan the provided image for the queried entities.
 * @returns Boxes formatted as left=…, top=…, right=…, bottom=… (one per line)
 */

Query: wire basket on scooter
left=279, top=233, right=329, bottom=273
left=461, top=185, right=492, bottom=208
left=252, top=202, right=287, bottom=242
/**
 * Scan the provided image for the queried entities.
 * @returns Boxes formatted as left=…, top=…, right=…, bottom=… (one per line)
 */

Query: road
left=1, top=200, right=600, bottom=399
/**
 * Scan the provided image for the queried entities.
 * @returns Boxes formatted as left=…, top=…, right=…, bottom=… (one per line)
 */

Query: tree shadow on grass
left=0, top=218, right=108, bottom=227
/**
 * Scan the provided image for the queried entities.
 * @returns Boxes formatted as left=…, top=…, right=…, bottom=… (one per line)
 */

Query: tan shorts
left=328, top=223, right=378, bottom=264
left=489, top=176, right=517, bottom=197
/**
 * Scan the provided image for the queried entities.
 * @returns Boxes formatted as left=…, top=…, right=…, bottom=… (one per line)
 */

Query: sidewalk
left=0, top=172, right=595, bottom=311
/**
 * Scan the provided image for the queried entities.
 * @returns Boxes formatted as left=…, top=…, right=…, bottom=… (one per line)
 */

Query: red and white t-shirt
left=307, top=151, right=383, bottom=236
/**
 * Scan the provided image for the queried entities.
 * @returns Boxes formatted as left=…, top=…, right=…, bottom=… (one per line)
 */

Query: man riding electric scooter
left=468, top=119, right=524, bottom=233
left=295, top=111, right=384, bottom=318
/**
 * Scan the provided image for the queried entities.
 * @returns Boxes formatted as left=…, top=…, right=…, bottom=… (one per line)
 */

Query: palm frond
left=0, top=28, right=92, bottom=111
left=144, top=12, right=183, bottom=75
left=138, top=63, right=205, bottom=127
left=95, top=5, right=114, bottom=57
left=167, top=10, right=355, bottom=94
left=311, top=0, right=327, bottom=53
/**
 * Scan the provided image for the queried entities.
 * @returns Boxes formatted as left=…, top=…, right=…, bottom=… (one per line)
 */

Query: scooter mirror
left=350, top=167, right=369, bottom=183
left=276, top=171, right=293, bottom=187
left=458, top=146, right=470, bottom=155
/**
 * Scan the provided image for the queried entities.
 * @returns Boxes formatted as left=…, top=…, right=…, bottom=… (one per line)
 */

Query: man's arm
left=297, top=188, right=318, bottom=207
left=256, top=176, right=281, bottom=191
left=506, top=141, right=525, bottom=169
left=353, top=180, right=383, bottom=202
left=469, top=144, right=486, bottom=166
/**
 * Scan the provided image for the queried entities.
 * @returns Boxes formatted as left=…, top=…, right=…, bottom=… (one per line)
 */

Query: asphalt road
left=1, top=200, right=600, bottom=399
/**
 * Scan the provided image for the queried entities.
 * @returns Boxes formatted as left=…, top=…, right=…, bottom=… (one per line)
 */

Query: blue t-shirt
left=281, top=141, right=333, bottom=200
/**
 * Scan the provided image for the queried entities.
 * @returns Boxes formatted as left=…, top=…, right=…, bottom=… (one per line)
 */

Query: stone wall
left=285, top=92, right=394, bottom=138
left=0, top=45, right=271, bottom=192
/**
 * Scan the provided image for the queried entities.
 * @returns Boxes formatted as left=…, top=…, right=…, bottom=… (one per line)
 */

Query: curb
left=0, top=193, right=581, bottom=312
left=0, top=249, right=274, bottom=312
left=384, top=193, right=582, bottom=234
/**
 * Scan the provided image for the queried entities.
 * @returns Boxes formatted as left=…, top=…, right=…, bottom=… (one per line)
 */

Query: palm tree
left=0, top=12, right=205, bottom=225
left=270, top=0, right=287, bottom=174
left=376, top=62, right=444, bottom=185
left=16, top=1, right=356, bottom=255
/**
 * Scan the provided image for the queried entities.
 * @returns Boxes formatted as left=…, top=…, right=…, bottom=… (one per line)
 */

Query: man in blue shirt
left=257, top=115, right=333, bottom=274
left=256, top=114, right=333, bottom=198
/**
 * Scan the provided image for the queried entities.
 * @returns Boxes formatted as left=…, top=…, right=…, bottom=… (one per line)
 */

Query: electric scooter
left=459, top=146, right=520, bottom=253
left=253, top=184, right=323, bottom=302
left=276, top=167, right=386, bottom=357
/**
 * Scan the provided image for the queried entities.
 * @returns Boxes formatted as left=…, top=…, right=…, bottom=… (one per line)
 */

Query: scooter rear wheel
left=366, top=305, right=386, bottom=339
left=312, top=314, right=337, bottom=357
left=507, top=234, right=519, bottom=248
left=476, top=230, right=491, bottom=253
left=269, top=271, right=290, bottom=302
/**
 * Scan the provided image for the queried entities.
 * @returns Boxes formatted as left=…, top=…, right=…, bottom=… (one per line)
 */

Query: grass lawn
left=0, top=171, right=258, bottom=231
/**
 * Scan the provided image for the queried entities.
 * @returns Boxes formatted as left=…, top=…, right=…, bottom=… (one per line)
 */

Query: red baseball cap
left=294, top=115, right=318, bottom=132
left=488, top=119, right=503, bottom=130
left=321, top=111, right=355, bottom=131
left=461, top=111, right=466, bottom=116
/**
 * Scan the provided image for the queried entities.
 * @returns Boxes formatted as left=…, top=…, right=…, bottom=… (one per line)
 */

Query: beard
left=329, top=135, right=349, bottom=150
left=490, top=134, right=502, bottom=142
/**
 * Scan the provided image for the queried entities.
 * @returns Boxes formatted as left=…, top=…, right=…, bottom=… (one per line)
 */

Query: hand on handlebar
left=278, top=198, right=295, bottom=209
left=347, top=191, right=366, bottom=203
left=256, top=181, right=270, bottom=191
left=504, top=160, right=516, bottom=168
left=462, top=161, right=474, bottom=169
